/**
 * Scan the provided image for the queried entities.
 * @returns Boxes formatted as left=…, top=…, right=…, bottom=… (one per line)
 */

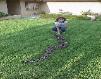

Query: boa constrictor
left=22, top=33, right=68, bottom=64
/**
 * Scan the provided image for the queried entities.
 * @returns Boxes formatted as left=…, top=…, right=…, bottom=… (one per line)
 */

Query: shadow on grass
left=52, top=50, right=100, bottom=79
left=46, top=21, right=101, bottom=79
left=33, top=21, right=101, bottom=79
left=0, top=22, right=56, bottom=64
left=0, top=20, right=101, bottom=79
left=0, top=22, right=60, bottom=78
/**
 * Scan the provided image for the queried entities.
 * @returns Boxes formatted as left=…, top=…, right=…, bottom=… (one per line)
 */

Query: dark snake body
left=22, top=34, right=68, bottom=64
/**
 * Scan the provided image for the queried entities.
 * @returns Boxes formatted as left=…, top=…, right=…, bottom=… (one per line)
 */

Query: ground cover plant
left=0, top=18, right=101, bottom=79
left=0, top=12, right=8, bottom=17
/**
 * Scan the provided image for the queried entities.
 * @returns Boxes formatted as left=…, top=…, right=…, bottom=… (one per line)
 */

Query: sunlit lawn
left=0, top=19, right=101, bottom=79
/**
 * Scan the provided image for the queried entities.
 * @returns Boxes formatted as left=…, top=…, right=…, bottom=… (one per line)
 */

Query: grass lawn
left=0, top=19, right=101, bottom=79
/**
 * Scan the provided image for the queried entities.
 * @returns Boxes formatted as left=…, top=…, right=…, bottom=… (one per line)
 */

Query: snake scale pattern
left=22, top=33, right=68, bottom=64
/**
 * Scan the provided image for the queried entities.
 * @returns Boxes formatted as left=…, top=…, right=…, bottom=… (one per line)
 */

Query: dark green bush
left=0, top=12, right=8, bottom=17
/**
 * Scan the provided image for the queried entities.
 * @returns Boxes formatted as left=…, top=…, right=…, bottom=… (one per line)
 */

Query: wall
left=20, top=0, right=27, bottom=16
left=40, top=2, right=50, bottom=13
left=6, top=0, right=21, bottom=15
left=45, top=2, right=101, bottom=15
left=0, top=0, right=8, bottom=14
left=43, top=0, right=98, bottom=2
left=20, top=0, right=40, bottom=16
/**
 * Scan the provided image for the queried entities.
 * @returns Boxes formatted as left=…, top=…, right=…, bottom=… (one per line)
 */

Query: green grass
left=0, top=19, right=101, bottom=79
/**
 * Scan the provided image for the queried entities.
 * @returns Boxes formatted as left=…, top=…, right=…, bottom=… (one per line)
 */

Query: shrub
left=39, top=11, right=46, bottom=14
left=0, top=12, right=8, bottom=17
left=40, top=13, right=63, bottom=19
left=81, top=10, right=92, bottom=16
left=40, top=13, right=90, bottom=20
left=62, top=12, right=72, bottom=15
left=81, top=10, right=99, bottom=16
left=76, top=15, right=90, bottom=20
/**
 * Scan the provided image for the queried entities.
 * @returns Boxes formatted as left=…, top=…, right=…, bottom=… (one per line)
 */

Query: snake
left=22, top=33, right=68, bottom=64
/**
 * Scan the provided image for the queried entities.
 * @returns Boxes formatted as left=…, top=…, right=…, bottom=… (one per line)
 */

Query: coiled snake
left=22, top=33, right=68, bottom=64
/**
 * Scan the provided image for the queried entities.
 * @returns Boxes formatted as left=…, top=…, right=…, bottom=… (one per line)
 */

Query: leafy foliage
left=0, top=12, right=8, bottom=17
